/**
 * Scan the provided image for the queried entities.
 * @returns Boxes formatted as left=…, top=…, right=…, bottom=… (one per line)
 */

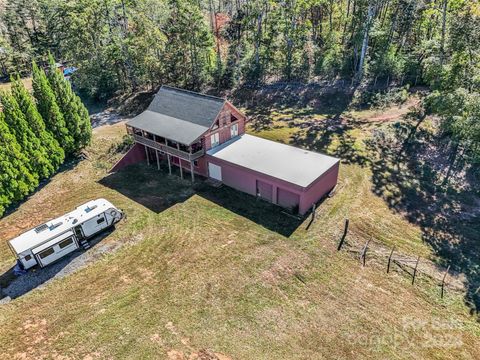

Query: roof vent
left=34, top=224, right=48, bottom=233
left=49, top=222, right=63, bottom=230
left=85, top=205, right=97, bottom=213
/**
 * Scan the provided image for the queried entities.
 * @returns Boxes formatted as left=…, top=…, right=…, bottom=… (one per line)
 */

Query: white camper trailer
left=7, top=199, right=123, bottom=270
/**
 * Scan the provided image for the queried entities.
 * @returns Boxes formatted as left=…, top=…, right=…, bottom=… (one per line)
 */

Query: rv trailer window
left=24, top=255, right=32, bottom=261
left=97, top=217, right=105, bottom=224
left=39, top=247, right=55, bottom=259
left=59, top=238, right=74, bottom=249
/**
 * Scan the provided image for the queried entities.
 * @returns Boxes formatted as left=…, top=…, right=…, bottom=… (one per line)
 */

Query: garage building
left=206, top=134, right=339, bottom=215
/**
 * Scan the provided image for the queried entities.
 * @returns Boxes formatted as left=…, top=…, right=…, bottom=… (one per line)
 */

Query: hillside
left=0, top=91, right=479, bottom=358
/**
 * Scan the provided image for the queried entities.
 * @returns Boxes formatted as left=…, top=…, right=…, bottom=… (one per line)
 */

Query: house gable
left=203, top=101, right=247, bottom=151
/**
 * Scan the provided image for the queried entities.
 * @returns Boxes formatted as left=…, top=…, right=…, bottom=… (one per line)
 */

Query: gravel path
left=90, top=109, right=129, bottom=128
left=0, top=229, right=135, bottom=303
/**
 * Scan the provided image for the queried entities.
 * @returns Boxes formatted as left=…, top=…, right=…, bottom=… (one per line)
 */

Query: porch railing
left=133, top=134, right=204, bottom=161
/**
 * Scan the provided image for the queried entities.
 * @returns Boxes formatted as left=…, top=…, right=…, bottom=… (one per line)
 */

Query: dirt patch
left=261, top=252, right=309, bottom=287
left=167, top=349, right=232, bottom=360
left=91, top=109, right=128, bottom=128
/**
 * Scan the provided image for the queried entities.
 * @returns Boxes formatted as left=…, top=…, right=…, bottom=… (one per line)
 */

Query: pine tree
left=0, top=112, right=37, bottom=217
left=47, top=54, right=92, bottom=151
left=11, top=76, right=65, bottom=170
left=32, top=61, right=74, bottom=154
left=0, top=91, right=52, bottom=180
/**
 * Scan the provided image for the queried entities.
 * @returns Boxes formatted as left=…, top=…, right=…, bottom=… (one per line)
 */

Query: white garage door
left=208, top=163, right=222, bottom=181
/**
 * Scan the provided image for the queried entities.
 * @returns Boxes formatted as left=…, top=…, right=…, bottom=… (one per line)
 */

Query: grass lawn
left=0, top=101, right=479, bottom=359
left=0, top=77, right=32, bottom=92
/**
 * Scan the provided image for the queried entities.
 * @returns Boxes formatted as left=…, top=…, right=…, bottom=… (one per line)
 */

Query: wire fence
left=308, top=209, right=465, bottom=298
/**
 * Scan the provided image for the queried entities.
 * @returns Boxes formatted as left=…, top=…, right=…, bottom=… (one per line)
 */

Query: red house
left=115, top=86, right=339, bottom=215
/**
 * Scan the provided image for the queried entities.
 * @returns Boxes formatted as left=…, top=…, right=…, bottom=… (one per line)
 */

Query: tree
left=162, top=0, right=215, bottom=90
left=426, top=89, right=480, bottom=165
left=32, top=61, right=74, bottom=154
left=0, top=90, right=53, bottom=179
left=11, top=75, right=65, bottom=170
left=47, top=54, right=92, bottom=150
left=0, top=112, right=37, bottom=216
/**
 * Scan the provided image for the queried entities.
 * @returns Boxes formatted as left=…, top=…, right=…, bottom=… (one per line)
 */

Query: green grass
left=0, top=77, right=32, bottom=92
left=0, top=109, right=479, bottom=359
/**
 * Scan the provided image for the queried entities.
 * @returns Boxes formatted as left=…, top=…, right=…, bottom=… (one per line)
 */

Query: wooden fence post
left=412, top=256, right=420, bottom=285
left=361, top=240, right=370, bottom=266
left=441, top=265, right=450, bottom=298
left=337, top=218, right=349, bottom=251
left=387, top=246, right=395, bottom=273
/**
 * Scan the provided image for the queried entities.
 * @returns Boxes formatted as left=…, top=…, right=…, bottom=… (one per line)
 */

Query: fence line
left=335, top=218, right=464, bottom=296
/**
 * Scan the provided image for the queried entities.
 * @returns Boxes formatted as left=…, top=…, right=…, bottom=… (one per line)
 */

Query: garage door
left=277, top=187, right=300, bottom=211
left=256, top=180, right=273, bottom=202
left=208, top=163, right=222, bottom=181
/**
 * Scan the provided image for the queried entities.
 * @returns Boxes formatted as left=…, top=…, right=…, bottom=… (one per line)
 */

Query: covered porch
left=125, top=125, right=204, bottom=182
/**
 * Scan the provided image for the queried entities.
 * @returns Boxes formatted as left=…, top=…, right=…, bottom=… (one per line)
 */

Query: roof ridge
left=160, top=85, right=226, bottom=102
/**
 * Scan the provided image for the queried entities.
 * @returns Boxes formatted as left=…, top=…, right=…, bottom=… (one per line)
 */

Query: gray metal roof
left=148, top=86, right=225, bottom=127
left=127, top=110, right=209, bottom=145
left=207, top=134, right=340, bottom=188
left=127, top=86, right=226, bottom=144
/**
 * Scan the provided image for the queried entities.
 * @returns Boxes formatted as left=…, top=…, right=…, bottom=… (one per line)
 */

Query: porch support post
left=190, top=161, right=194, bottom=183
left=179, top=159, right=184, bottom=179
left=167, top=154, right=172, bottom=175
left=156, top=150, right=160, bottom=170
left=145, top=145, right=150, bottom=165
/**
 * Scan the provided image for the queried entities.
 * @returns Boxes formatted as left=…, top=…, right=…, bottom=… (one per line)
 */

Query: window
left=230, top=123, right=239, bottom=137
left=39, top=247, right=55, bottom=259
left=210, top=133, right=220, bottom=148
left=193, top=160, right=199, bottom=167
left=97, top=217, right=105, bottom=224
left=58, top=238, right=74, bottom=249
left=24, top=255, right=32, bottom=261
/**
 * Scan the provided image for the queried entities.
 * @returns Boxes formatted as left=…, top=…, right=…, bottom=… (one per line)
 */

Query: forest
left=0, top=0, right=479, bottom=194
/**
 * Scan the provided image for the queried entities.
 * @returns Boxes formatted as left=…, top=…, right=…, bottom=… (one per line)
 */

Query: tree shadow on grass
left=99, top=163, right=303, bottom=237
left=291, top=115, right=371, bottom=167
left=2, top=157, right=82, bottom=218
left=244, top=83, right=372, bottom=167
left=367, top=126, right=480, bottom=317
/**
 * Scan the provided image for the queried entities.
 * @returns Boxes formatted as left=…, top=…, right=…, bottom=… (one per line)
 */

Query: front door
left=208, top=163, right=222, bottom=181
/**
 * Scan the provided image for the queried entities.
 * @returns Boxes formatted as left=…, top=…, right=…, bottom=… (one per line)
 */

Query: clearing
left=0, top=87, right=479, bottom=359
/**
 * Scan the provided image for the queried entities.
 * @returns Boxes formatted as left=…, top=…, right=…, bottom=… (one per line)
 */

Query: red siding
left=205, top=155, right=303, bottom=206
left=206, top=155, right=339, bottom=215
left=109, top=143, right=146, bottom=172
left=277, top=188, right=300, bottom=210
left=298, top=162, right=339, bottom=214
left=203, top=102, right=247, bottom=151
